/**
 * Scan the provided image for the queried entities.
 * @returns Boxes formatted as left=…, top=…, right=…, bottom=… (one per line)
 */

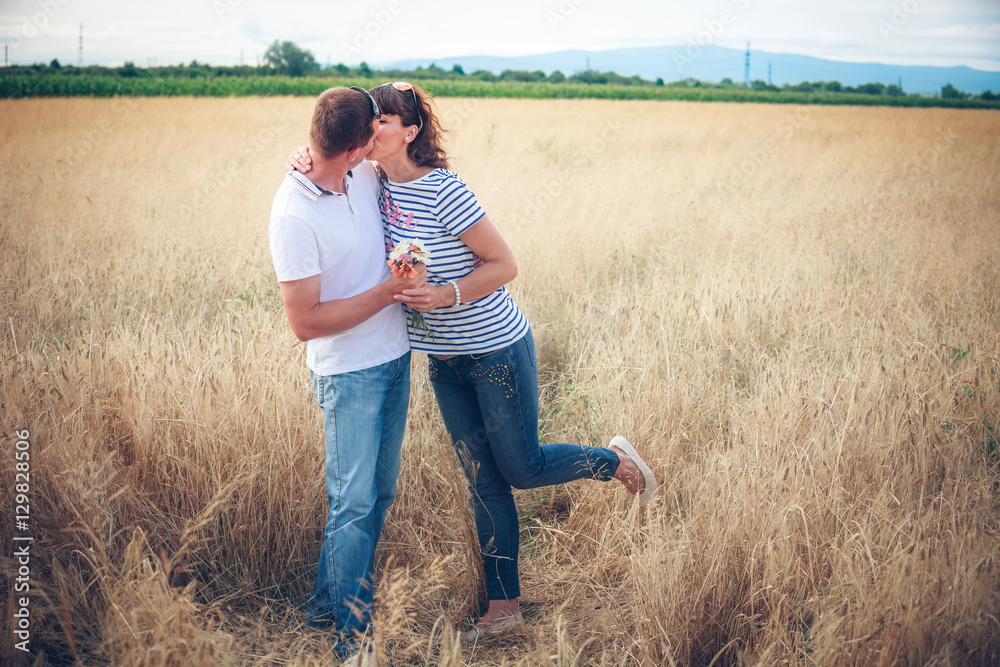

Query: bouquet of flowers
left=388, top=239, right=433, bottom=340
left=387, top=239, right=432, bottom=278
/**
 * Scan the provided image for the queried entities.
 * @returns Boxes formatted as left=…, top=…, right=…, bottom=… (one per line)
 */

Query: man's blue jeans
left=428, top=330, right=618, bottom=601
left=305, top=351, right=410, bottom=651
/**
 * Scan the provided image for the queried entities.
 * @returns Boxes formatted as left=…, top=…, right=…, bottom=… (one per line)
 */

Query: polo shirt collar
left=286, top=169, right=353, bottom=201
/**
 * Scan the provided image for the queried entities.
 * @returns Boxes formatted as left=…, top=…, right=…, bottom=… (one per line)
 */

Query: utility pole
left=768, top=61, right=772, bottom=85
left=78, top=23, right=83, bottom=66
left=744, top=41, right=750, bottom=86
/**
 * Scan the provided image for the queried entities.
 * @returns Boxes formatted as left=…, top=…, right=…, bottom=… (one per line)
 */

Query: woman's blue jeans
left=305, top=352, right=410, bottom=655
left=429, top=330, right=618, bottom=601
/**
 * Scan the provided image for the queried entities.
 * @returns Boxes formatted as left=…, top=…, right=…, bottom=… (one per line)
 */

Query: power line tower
left=744, top=41, right=750, bottom=86
left=78, top=23, right=83, bottom=66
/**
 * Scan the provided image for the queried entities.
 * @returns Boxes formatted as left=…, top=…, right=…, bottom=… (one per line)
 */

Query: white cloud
left=0, top=0, right=997, bottom=71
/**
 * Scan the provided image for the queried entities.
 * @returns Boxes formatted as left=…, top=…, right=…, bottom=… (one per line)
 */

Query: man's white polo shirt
left=269, top=161, right=408, bottom=376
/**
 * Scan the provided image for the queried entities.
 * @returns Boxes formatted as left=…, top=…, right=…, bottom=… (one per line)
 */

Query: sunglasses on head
left=379, top=81, right=423, bottom=133
left=350, top=85, right=380, bottom=121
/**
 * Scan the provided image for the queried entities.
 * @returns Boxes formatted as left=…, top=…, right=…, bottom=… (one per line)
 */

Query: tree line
left=3, top=39, right=995, bottom=102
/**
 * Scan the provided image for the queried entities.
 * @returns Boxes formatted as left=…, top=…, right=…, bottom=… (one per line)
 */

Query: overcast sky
left=2, top=0, right=999, bottom=72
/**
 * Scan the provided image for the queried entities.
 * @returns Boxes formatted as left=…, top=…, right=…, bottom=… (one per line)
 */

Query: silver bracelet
left=448, top=280, right=461, bottom=307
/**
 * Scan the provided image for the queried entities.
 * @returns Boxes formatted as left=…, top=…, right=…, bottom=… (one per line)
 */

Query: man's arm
left=280, top=267, right=425, bottom=342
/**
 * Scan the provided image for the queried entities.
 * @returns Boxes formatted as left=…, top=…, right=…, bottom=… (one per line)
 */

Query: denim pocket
left=311, top=372, right=333, bottom=409
left=470, top=346, right=508, bottom=361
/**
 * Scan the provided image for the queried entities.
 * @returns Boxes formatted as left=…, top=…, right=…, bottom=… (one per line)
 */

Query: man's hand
left=385, top=264, right=427, bottom=301
left=286, top=145, right=313, bottom=173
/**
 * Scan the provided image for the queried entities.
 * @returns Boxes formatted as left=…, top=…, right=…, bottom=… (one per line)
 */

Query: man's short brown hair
left=309, top=87, right=377, bottom=159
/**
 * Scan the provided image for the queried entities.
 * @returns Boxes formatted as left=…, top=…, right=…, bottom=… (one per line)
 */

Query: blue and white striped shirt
left=380, top=168, right=528, bottom=355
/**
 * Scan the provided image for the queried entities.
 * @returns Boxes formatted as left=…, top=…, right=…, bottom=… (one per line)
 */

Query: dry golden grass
left=1, top=96, right=999, bottom=665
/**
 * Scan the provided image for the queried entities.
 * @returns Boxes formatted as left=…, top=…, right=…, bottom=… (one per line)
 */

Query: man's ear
left=346, top=145, right=365, bottom=162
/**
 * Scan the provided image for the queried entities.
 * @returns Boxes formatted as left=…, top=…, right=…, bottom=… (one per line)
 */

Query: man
left=268, top=86, right=423, bottom=663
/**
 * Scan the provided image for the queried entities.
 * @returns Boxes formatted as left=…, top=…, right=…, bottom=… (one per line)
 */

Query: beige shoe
left=460, top=612, right=525, bottom=643
left=610, top=436, right=657, bottom=507
left=343, top=651, right=378, bottom=667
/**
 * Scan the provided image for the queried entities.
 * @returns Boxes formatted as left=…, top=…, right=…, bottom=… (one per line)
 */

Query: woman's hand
left=286, top=145, right=313, bottom=173
left=395, top=284, right=452, bottom=313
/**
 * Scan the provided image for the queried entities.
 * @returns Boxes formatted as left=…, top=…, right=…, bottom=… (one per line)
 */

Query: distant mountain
left=377, top=45, right=1000, bottom=95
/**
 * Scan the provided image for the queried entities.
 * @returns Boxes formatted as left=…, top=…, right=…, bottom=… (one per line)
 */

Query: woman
left=287, top=82, right=657, bottom=642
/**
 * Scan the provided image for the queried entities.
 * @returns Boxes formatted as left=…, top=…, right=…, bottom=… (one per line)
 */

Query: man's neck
left=305, top=153, right=351, bottom=194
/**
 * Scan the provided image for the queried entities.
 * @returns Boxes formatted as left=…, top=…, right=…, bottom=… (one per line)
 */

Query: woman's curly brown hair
left=370, top=82, right=449, bottom=169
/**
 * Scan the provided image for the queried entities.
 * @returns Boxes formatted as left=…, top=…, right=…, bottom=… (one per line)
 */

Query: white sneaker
left=609, top=436, right=657, bottom=507
left=460, top=612, right=525, bottom=643
left=343, top=652, right=379, bottom=667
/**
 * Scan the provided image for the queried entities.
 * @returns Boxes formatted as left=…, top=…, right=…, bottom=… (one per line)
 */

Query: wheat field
left=1, top=96, right=999, bottom=666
